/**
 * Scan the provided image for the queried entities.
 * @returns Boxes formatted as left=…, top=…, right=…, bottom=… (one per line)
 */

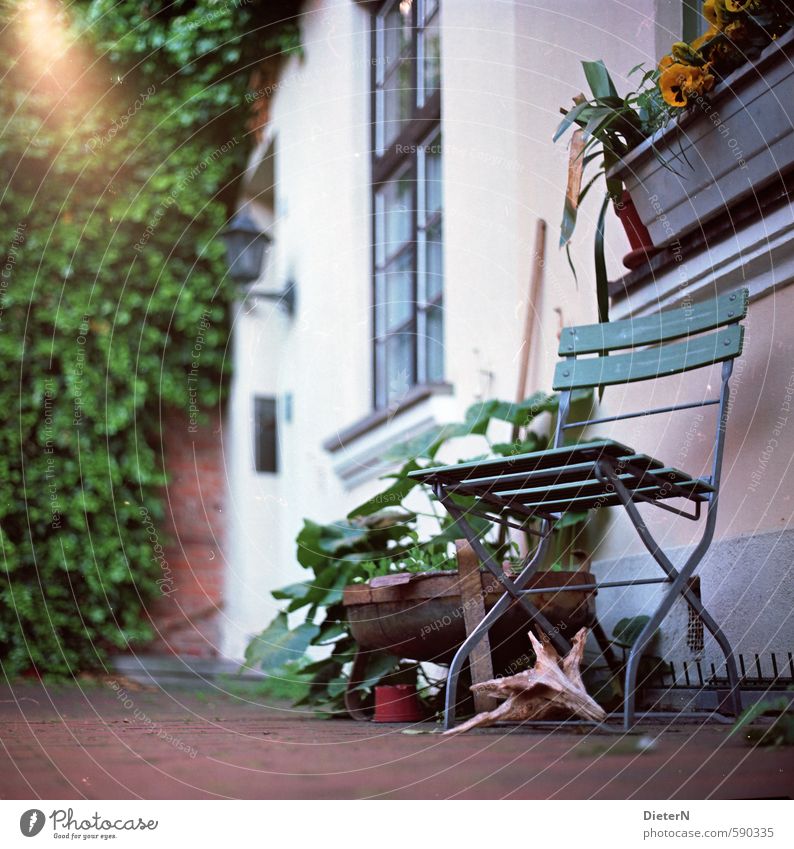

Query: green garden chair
left=409, top=288, right=748, bottom=731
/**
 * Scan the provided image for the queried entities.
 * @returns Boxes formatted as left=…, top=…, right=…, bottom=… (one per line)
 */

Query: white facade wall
left=222, top=0, right=794, bottom=670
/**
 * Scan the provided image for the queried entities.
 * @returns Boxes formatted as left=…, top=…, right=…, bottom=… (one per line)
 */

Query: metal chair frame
left=417, top=292, right=747, bottom=731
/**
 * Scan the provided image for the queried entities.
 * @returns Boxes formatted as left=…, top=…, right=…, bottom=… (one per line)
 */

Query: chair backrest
left=552, top=289, right=748, bottom=392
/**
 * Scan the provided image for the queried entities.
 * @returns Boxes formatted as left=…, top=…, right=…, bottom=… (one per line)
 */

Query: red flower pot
left=614, top=190, right=660, bottom=270
left=373, top=684, right=424, bottom=723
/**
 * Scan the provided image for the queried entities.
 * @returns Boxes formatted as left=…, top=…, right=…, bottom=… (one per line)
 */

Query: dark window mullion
left=375, top=235, right=416, bottom=272
left=412, top=148, right=422, bottom=386
left=372, top=92, right=441, bottom=183
left=422, top=208, right=442, bottom=232
left=415, top=141, right=427, bottom=385
left=382, top=314, right=416, bottom=336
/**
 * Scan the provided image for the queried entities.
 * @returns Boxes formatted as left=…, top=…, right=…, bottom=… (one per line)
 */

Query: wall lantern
left=221, top=211, right=296, bottom=315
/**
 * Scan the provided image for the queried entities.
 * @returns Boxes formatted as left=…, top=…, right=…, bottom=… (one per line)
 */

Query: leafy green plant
left=0, top=0, right=300, bottom=676
left=731, top=694, right=794, bottom=747
left=555, top=61, right=669, bottom=323
left=245, top=390, right=593, bottom=715
left=556, top=2, right=794, bottom=323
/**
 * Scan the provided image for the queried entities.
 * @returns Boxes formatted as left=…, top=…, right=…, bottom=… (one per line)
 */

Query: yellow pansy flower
left=658, top=53, right=676, bottom=71
left=703, top=0, right=719, bottom=26
left=659, top=62, right=716, bottom=106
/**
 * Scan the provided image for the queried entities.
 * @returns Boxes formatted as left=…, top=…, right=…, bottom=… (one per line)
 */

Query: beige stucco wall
left=223, top=0, right=793, bottom=660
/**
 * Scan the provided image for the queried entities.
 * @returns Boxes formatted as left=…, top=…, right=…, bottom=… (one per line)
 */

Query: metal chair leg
left=596, top=461, right=742, bottom=728
left=439, top=497, right=569, bottom=654
left=673, top=591, right=742, bottom=717
left=443, top=592, right=515, bottom=730
left=437, top=499, right=560, bottom=730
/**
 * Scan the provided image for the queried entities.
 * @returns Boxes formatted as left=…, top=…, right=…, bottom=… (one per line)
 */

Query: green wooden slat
left=407, top=439, right=634, bottom=483
left=450, top=466, right=713, bottom=501
left=552, top=325, right=744, bottom=391
left=557, top=288, right=748, bottom=355
left=512, top=481, right=712, bottom=513
left=441, top=455, right=664, bottom=493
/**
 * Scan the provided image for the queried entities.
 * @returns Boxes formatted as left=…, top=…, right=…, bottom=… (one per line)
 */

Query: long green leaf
left=553, top=99, right=590, bottom=142
left=560, top=194, right=578, bottom=249
left=582, top=59, right=619, bottom=100
left=594, top=192, right=610, bottom=325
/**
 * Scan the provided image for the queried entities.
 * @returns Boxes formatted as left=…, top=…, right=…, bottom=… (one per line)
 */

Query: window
left=253, top=397, right=278, bottom=473
left=372, top=0, right=442, bottom=410
left=682, top=0, right=707, bottom=42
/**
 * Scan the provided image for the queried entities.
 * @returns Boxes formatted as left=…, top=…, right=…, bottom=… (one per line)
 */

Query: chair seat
left=408, top=439, right=713, bottom=516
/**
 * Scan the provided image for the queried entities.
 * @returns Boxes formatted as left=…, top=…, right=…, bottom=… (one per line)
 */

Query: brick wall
left=146, top=407, right=226, bottom=658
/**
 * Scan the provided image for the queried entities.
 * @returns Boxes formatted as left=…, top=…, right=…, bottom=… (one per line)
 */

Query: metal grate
left=660, top=652, right=794, bottom=690
left=685, top=577, right=705, bottom=655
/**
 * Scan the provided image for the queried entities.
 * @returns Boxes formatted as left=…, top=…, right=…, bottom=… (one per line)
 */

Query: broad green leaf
left=272, top=582, right=310, bottom=601
left=612, top=615, right=653, bottom=648
left=582, top=59, right=619, bottom=100
left=347, top=460, right=421, bottom=518
left=315, top=620, right=348, bottom=645
left=350, top=651, right=402, bottom=693
left=244, top=614, right=320, bottom=671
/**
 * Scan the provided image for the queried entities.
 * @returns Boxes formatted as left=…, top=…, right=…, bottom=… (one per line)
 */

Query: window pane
left=383, top=61, right=413, bottom=147
left=376, top=165, right=415, bottom=262
left=423, top=15, right=441, bottom=97
left=382, top=1, right=413, bottom=68
left=426, top=218, right=442, bottom=301
left=425, top=303, right=443, bottom=384
left=424, top=0, right=439, bottom=21
left=383, top=250, right=414, bottom=331
left=385, top=332, right=414, bottom=405
left=425, top=134, right=442, bottom=217
left=372, top=2, right=442, bottom=410
left=254, top=397, right=278, bottom=473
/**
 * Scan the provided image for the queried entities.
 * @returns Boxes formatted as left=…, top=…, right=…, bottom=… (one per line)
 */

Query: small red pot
left=614, top=190, right=660, bottom=270
left=373, top=684, right=424, bottom=723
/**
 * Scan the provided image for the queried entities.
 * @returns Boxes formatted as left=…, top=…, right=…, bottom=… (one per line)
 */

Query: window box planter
left=610, top=29, right=794, bottom=248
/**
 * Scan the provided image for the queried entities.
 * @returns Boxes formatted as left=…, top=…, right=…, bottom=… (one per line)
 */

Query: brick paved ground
left=0, top=678, right=791, bottom=800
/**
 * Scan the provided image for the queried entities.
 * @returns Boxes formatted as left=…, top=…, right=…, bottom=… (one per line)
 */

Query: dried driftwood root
left=444, top=628, right=606, bottom=734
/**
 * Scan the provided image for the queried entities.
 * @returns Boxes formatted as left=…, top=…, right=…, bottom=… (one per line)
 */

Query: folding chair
left=409, top=288, right=748, bottom=731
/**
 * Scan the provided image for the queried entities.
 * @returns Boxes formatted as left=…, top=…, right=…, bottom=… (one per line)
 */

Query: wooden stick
left=499, top=219, right=547, bottom=557
left=455, top=540, right=497, bottom=713
left=511, top=218, right=547, bottom=443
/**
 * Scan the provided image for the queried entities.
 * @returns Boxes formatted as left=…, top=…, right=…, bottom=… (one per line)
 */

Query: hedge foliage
left=0, top=0, right=298, bottom=674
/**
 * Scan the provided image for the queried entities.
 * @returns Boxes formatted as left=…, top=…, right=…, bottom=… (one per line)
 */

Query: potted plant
left=244, top=390, right=595, bottom=719
left=555, top=59, right=669, bottom=320
left=556, top=0, right=794, bottom=318
left=611, top=12, right=794, bottom=246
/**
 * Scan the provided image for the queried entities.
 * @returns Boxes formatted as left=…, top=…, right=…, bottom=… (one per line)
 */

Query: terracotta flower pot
left=373, top=684, right=424, bottom=723
left=613, top=190, right=660, bottom=270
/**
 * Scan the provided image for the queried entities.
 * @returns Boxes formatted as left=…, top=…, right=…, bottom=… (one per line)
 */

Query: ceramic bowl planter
left=341, top=568, right=596, bottom=719
left=610, top=29, right=794, bottom=248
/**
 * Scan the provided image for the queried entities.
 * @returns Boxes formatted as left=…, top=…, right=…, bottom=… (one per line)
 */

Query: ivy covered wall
left=0, top=0, right=299, bottom=674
